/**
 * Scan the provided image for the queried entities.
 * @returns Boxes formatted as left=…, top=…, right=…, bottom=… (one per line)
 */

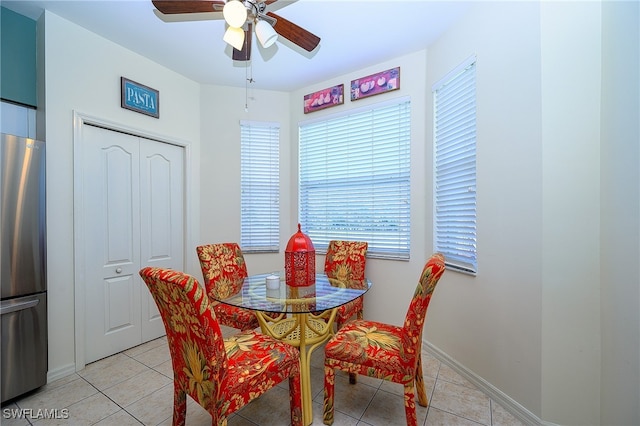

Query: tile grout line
left=82, top=352, right=161, bottom=426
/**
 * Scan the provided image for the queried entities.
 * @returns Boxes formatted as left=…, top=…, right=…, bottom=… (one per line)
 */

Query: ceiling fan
left=151, top=0, right=321, bottom=61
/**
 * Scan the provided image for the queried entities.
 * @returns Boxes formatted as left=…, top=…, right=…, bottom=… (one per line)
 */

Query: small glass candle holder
left=265, top=274, right=280, bottom=290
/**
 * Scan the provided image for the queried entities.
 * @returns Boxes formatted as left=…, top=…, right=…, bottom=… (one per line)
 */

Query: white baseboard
left=47, top=363, right=77, bottom=384
left=423, top=340, right=558, bottom=426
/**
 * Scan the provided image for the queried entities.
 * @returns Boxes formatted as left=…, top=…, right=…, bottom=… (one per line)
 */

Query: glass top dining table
left=213, top=272, right=371, bottom=426
left=216, top=272, right=371, bottom=314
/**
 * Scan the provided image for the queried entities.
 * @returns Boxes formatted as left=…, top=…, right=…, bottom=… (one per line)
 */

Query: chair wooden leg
left=323, top=366, right=336, bottom=425
left=403, top=383, right=419, bottom=426
left=173, top=385, right=187, bottom=426
left=348, top=373, right=357, bottom=384
left=415, top=352, right=428, bottom=407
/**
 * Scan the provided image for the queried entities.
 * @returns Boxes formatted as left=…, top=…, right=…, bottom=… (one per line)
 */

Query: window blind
left=433, top=57, right=477, bottom=273
left=240, top=120, right=280, bottom=253
left=299, top=97, right=411, bottom=259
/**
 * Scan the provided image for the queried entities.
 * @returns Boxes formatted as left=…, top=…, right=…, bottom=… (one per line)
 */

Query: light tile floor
left=3, top=326, right=525, bottom=425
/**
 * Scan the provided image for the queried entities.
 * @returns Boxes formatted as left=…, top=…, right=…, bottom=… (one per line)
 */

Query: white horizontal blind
left=433, top=58, right=477, bottom=273
left=240, top=120, right=280, bottom=253
left=299, top=98, right=411, bottom=259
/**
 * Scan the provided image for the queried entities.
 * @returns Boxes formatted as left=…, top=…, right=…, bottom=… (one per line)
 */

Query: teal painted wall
left=1, top=7, right=37, bottom=107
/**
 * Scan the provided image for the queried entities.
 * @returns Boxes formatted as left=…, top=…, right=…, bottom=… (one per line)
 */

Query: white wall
left=197, top=85, right=292, bottom=277
left=42, top=11, right=201, bottom=379
left=599, top=1, right=640, bottom=425
left=426, top=1, right=544, bottom=418
left=540, top=2, right=602, bottom=423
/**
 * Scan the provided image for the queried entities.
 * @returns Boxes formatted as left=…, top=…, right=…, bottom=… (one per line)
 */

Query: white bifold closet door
left=81, top=124, right=184, bottom=363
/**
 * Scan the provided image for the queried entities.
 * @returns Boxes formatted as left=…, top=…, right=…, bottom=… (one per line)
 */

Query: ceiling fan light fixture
left=223, top=0, right=247, bottom=28
left=255, top=19, right=278, bottom=48
left=223, top=25, right=245, bottom=51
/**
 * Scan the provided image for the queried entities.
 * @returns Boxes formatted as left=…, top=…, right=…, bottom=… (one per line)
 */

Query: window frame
left=432, top=56, right=478, bottom=274
left=298, top=96, right=411, bottom=259
left=240, top=120, right=280, bottom=253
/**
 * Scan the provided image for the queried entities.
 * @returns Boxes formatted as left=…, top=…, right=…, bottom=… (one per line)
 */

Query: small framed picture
left=303, top=84, right=344, bottom=114
left=350, top=67, right=400, bottom=101
left=121, top=77, right=159, bottom=118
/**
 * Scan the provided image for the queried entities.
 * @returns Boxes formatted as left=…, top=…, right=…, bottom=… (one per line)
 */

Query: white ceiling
left=3, top=0, right=471, bottom=91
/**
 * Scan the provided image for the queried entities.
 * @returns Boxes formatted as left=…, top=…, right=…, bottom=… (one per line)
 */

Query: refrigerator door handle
left=0, top=296, right=40, bottom=315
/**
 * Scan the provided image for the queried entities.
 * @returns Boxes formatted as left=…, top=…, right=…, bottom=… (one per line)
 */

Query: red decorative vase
left=285, top=224, right=315, bottom=287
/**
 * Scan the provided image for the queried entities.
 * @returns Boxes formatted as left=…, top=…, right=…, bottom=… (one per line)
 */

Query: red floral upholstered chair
left=196, top=243, right=259, bottom=331
left=139, top=267, right=302, bottom=426
left=323, top=240, right=368, bottom=330
left=322, top=253, right=446, bottom=426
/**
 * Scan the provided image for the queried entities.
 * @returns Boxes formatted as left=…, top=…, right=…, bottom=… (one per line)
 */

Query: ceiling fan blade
left=153, top=8, right=222, bottom=22
left=266, top=11, right=320, bottom=52
left=152, top=1, right=224, bottom=15
left=263, top=0, right=298, bottom=13
left=232, top=23, right=253, bottom=61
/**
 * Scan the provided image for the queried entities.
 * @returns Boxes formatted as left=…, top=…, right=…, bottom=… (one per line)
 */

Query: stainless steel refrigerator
left=1, top=133, right=47, bottom=403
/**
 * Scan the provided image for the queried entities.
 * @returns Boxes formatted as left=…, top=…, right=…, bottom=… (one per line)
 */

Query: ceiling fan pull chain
left=245, top=61, right=255, bottom=112
left=245, top=63, right=249, bottom=112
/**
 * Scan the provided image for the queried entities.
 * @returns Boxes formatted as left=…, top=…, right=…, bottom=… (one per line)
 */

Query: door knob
left=116, top=268, right=122, bottom=274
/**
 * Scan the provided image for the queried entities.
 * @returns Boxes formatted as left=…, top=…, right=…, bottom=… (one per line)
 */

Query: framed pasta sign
left=350, top=67, right=400, bottom=101
left=121, top=77, right=159, bottom=118
left=303, top=84, right=344, bottom=114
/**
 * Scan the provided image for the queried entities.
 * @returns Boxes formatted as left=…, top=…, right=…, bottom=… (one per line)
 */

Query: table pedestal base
left=256, top=309, right=337, bottom=426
